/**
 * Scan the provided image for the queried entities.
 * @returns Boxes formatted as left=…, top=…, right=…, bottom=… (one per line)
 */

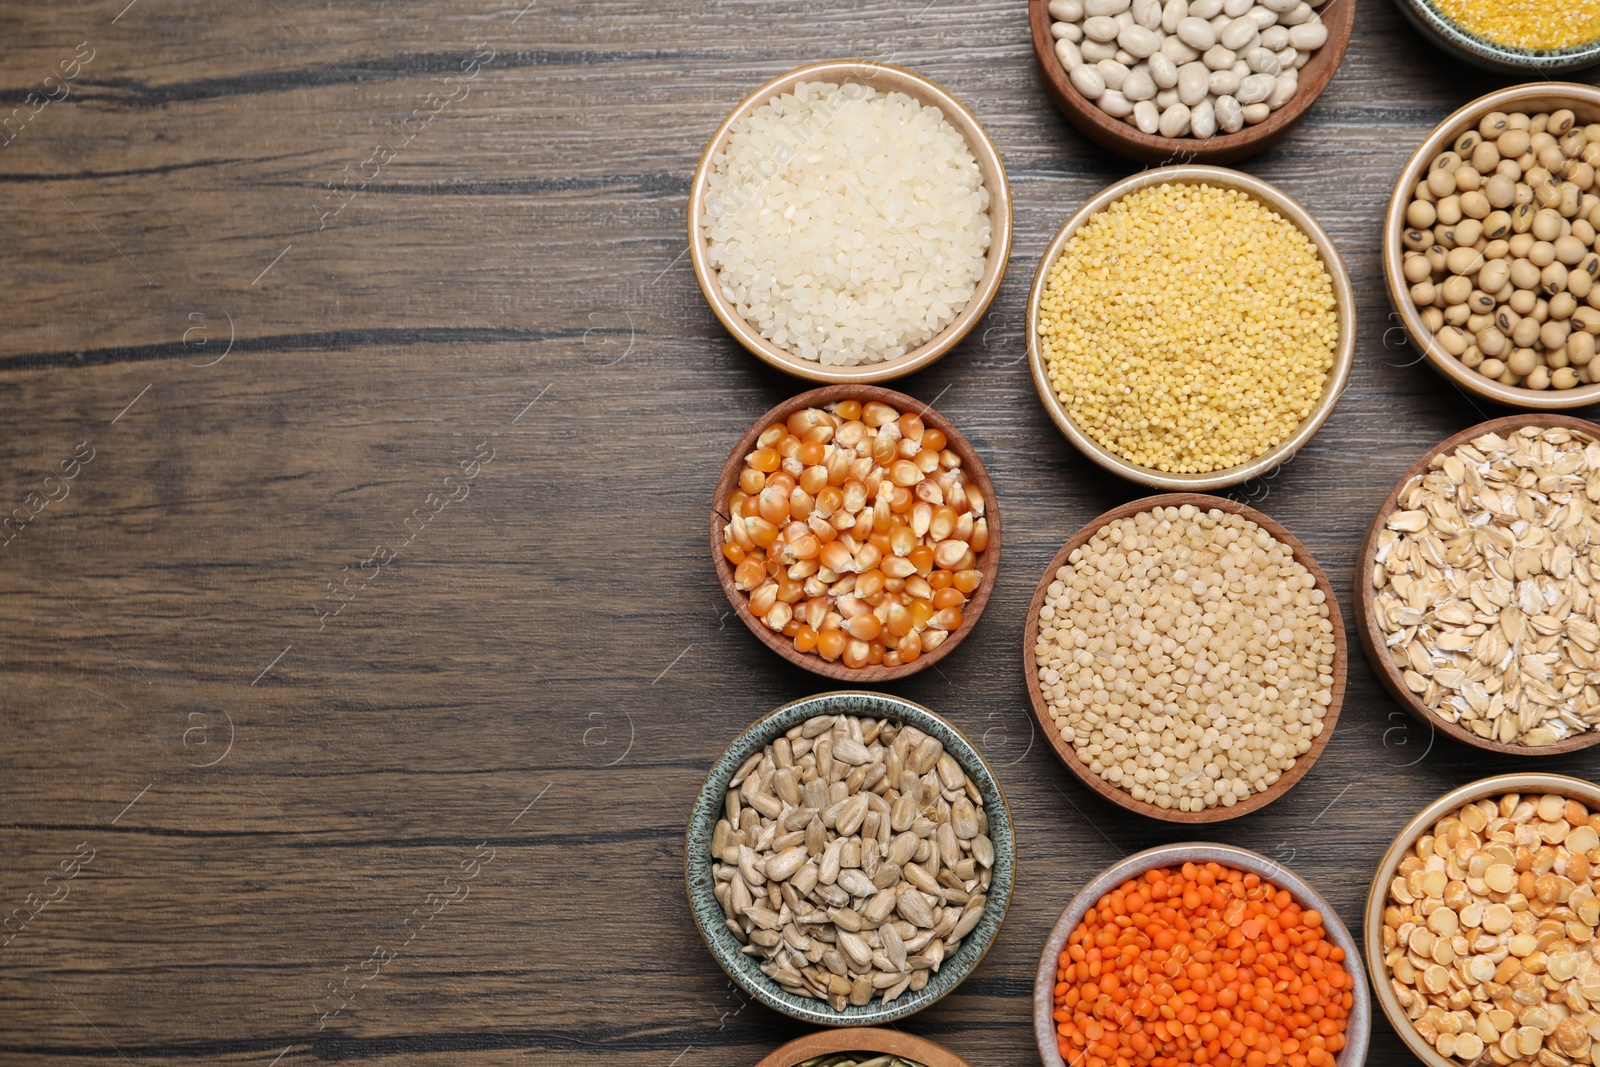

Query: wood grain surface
left=1, top=2, right=1598, bottom=1065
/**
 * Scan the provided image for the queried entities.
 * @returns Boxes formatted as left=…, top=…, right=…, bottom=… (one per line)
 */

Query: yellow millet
left=1038, top=182, right=1338, bottom=474
left=1431, top=0, right=1600, bottom=51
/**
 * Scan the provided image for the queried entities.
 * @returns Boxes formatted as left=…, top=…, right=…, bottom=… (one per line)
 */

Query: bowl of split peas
left=1386, top=84, right=1600, bottom=408
left=1034, top=842, right=1371, bottom=1067
left=711, top=384, right=999, bottom=682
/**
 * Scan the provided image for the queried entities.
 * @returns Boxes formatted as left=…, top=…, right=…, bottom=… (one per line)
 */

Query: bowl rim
left=710, top=384, right=1001, bottom=683
left=1362, top=772, right=1600, bottom=1067
left=1025, top=164, right=1356, bottom=491
left=1383, top=82, right=1600, bottom=409
left=1033, top=841, right=1371, bottom=1067
left=687, top=59, right=1014, bottom=385
left=1026, top=0, right=1356, bottom=165
left=753, top=1026, right=975, bottom=1067
left=1022, top=493, right=1349, bottom=822
left=1390, top=0, right=1600, bottom=70
left=1352, top=412, right=1600, bottom=755
left=684, top=690, right=1016, bottom=1027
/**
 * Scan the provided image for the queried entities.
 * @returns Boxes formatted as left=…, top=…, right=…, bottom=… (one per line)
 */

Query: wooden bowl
left=688, top=60, right=1013, bottom=385
left=1028, top=0, right=1355, bottom=164
left=712, top=385, right=1000, bottom=683
left=1364, top=773, right=1600, bottom=1067
left=1022, top=493, right=1348, bottom=823
left=1025, top=165, right=1355, bottom=492
left=755, top=1027, right=973, bottom=1067
left=1034, top=842, right=1371, bottom=1067
left=685, top=691, right=1016, bottom=1027
left=1384, top=84, right=1600, bottom=409
left=1354, top=413, right=1600, bottom=756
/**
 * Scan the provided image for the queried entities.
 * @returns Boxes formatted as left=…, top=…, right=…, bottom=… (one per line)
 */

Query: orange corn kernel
left=747, top=447, right=781, bottom=473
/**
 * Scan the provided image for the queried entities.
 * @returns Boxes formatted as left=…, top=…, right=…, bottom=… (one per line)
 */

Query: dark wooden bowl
left=755, top=1026, right=974, bottom=1067
left=1028, top=0, right=1355, bottom=164
left=1022, top=493, right=1348, bottom=823
left=711, top=384, right=1000, bottom=683
left=1354, top=414, right=1600, bottom=756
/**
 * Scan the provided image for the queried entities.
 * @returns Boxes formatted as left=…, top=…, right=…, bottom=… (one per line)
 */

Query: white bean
left=1223, top=0, right=1253, bottom=16
left=1148, top=51, right=1180, bottom=86
left=1267, top=69, right=1298, bottom=108
left=1155, top=87, right=1180, bottom=108
left=1292, top=47, right=1310, bottom=67
left=1049, top=0, right=1085, bottom=18
left=1214, top=93, right=1244, bottom=132
left=1231, top=57, right=1250, bottom=75
left=1249, top=6, right=1278, bottom=26
left=1115, top=47, right=1139, bottom=63
left=1160, top=34, right=1200, bottom=61
left=1161, top=0, right=1188, bottom=32
left=1055, top=38, right=1085, bottom=69
left=1084, top=15, right=1122, bottom=40
left=1260, top=24, right=1290, bottom=48
left=1086, top=0, right=1132, bottom=14
left=1052, top=20, right=1084, bottom=40
left=1243, top=100, right=1271, bottom=124
left=1098, top=87, right=1136, bottom=117
left=1220, top=15, right=1258, bottom=49
left=1118, top=23, right=1163, bottom=55
left=1133, top=99, right=1161, bottom=134
left=1121, top=68, right=1157, bottom=100
left=1278, top=2, right=1313, bottom=23
left=1176, top=16, right=1217, bottom=47
left=1132, top=0, right=1164, bottom=27
left=1245, top=46, right=1280, bottom=72
left=1177, top=61, right=1210, bottom=105
left=1235, top=71, right=1274, bottom=103
left=1262, top=0, right=1298, bottom=10
left=1097, top=58, right=1131, bottom=89
left=1202, top=43, right=1236, bottom=69
left=1116, top=9, right=1136, bottom=26
left=1191, top=98, right=1217, bottom=138
left=1188, top=0, right=1225, bottom=17
left=1288, top=18, right=1327, bottom=47
left=1071, top=64, right=1108, bottom=99
left=1209, top=11, right=1230, bottom=29
left=1158, top=101, right=1192, bottom=137
left=1080, top=37, right=1120, bottom=59
left=1208, top=68, right=1241, bottom=94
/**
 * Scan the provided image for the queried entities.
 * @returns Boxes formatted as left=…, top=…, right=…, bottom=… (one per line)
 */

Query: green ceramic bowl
left=684, top=691, right=1015, bottom=1026
left=1394, top=0, right=1600, bottom=72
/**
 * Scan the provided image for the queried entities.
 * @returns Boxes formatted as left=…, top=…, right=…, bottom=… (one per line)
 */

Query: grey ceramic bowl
left=1032, top=842, right=1371, bottom=1067
left=685, top=691, right=1015, bottom=1026
left=1393, top=0, right=1600, bottom=72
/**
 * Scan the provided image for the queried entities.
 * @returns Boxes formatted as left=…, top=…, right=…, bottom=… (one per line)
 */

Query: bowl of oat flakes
left=1365, top=774, right=1600, bottom=1067
left=1356, top=415, right=1600, bottom=755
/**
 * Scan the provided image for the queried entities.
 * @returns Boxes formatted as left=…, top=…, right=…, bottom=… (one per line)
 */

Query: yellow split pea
left=1039, top=183, right=1338, bottom=474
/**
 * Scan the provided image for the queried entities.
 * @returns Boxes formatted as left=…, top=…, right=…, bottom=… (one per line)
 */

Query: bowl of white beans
left=1385, top=83, right=1600, bottom=408
left=1028, top=0, right=1354, bottom=163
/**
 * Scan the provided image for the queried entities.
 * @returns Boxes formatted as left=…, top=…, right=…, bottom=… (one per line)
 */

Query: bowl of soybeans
left=1386, top=84, right=1600, bottom=408
left=1365, top=773, right=1600, bottom=1067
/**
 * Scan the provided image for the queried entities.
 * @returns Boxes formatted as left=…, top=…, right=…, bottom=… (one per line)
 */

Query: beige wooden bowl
left=1364, top=773, right=1600, bottom=1067
left=755, top=1027, right=973, bottom=1067
left=711, top=385, right=999, bottom=683
left=688, top=60, right=1013, bottom=385
left=1025, top=165, right=1355, bottom=492
left=1023, top=493, right=1348, bottom=822
left=1384, top=83, right=1600, bottom=409
left=1037, top=843, right=1371, bottom=1067
left=1354, top=413, right=1600, bottom=756
left=1028, top=0, right=1355, bottom=165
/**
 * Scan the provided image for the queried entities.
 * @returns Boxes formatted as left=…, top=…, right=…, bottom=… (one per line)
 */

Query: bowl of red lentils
left=1386, top=84, right=1600, bottom=408
left=1026, top=165, right=1355, bottom=492
left=1392, top=0, right=1600, bottom=72
left=1364, top=773, right=1600, bottom=1067
left=711, top=385, right=999, bottom=681
left=1034, top=841, right=1370, bottom=1067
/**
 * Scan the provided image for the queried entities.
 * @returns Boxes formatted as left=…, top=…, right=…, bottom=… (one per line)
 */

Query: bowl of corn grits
left=1393, top=0, right=1600, bottom=72
left=1026, top=165, right=1355, bottom=492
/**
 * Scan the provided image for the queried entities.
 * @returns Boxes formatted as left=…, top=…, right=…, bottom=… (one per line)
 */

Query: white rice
left=701, top=81, right=992, bottom=367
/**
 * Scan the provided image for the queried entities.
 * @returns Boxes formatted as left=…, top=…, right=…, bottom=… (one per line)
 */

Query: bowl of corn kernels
left=1386, top=84, right=1600, bottom=408
left=1026, top=164, right=1355, bottom=492
left=1392, top=0, right=1600, bottom=72
left=1366, top=773, right=1600, bottom=1067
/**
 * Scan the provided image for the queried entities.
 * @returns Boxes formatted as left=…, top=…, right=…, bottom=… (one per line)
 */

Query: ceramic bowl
left=711, top=385, right=999, bottom=683
left=1354, top=413, right=1600, bottom=755
left=1023, top=493, right=1348, bottom=822
left=1364, top=773, right=1600, bottom=1067
left=755, top=1026, right=973, bottom=1067
left=1028, top=0, right=1355, bottom=164
left=1384, top=84, right=1600, bottom=409
left=688, top=60, right=1012, bottom=385
left=1392, top=0, right=1600, bottom=72
left=1026, top=165, right=1355, bottom=491
left=685, top=691, right=1015, bottom=1026
left=1034, top=842, right=1371, bottom=1067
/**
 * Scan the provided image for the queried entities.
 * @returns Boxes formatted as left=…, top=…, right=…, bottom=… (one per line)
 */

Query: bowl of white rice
left=690, top=60, right=1013, bottom=383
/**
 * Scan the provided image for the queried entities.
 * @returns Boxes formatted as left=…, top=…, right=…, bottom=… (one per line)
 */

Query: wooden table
left=2, top=2, right=1597, bottom=1064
